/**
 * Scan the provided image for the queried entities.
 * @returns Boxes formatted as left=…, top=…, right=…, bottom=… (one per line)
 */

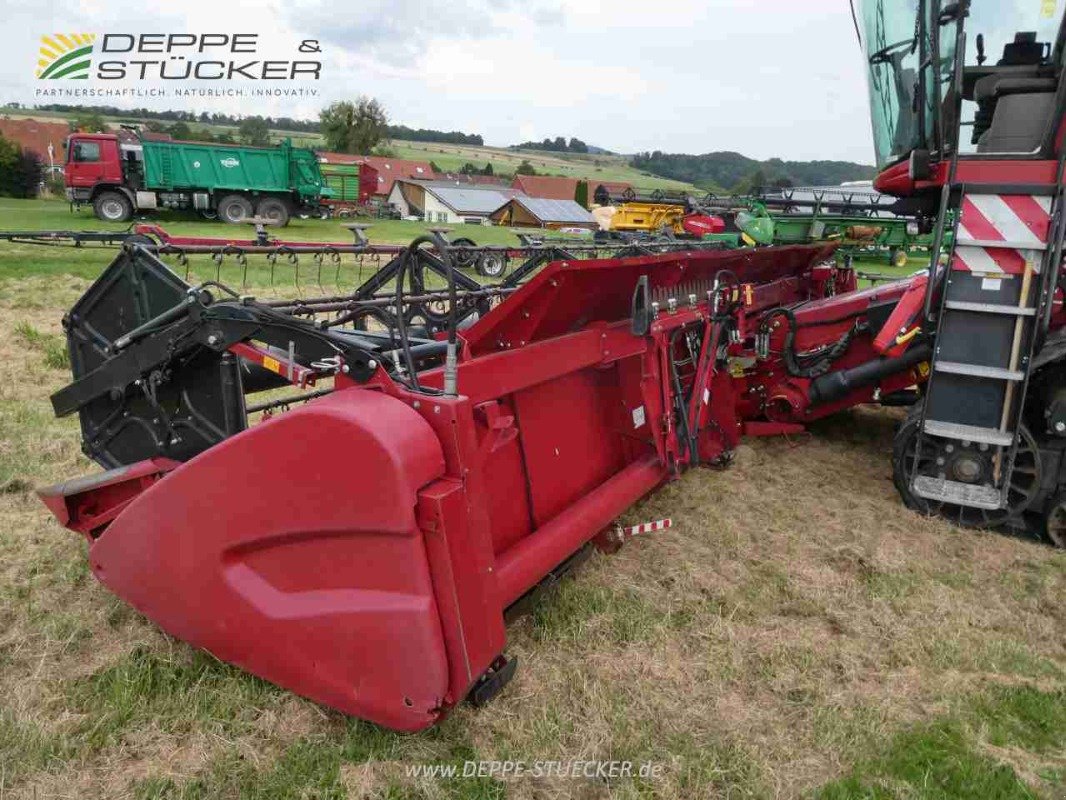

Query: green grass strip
left=38, top=47, right=93, bottom=80
left=815, top=685, right=1066, bottom=799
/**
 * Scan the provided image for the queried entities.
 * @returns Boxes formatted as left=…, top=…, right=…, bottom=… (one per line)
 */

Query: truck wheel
left=256, top=198, right=290, bottom=227
left=93, top=191, right=132, bottom=223
left=218, top=194, right=254, bottom=224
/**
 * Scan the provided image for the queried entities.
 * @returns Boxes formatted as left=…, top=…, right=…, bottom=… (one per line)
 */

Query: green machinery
left=701, top=187, right=947, bottom=268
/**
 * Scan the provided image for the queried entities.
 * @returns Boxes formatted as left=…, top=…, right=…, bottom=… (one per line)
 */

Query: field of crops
left=0, top=198, right=1062, bottom=799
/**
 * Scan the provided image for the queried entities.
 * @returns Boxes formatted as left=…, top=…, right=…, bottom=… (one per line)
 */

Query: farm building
left=0, top=118, right=71, bottom=172
left=590, top=181, right=634, bottom=202
left=489, top=196, right=596, bottom=230
left=511, top=174, right=580, bottom=202
left=442, top=173, right=509, bottom=188
left=387, top=179, right=518, bottom=225
left=361, top=155, right=435, bottom=197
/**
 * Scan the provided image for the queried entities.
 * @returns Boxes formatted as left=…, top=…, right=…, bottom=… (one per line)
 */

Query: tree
left=0, top=134, right=19, bottom=184
left=319, top=97, right=388, bottom=154
left=72, top=112, right=106, bottom=132
left=515, top=160, right=537, bottom=176
left=238, top=116, right=271, bottom=146
left=429, top=160, right=442, bottom=173
left=480, top=162, right=494, bottom=176
left=568, top=137, right=588, bottom=154
left=11, top=150, right=43, bottom=197
left=459, top=162, right=478, bottom=175
left=0, top=142, right=43, bottom=198
left=734, top=168, right=767, bottom=194
left=167, top=121, right=192, bottom=140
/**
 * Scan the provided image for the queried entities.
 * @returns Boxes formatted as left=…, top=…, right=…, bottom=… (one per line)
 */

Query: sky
left=3, top=0, right=878, bottom=164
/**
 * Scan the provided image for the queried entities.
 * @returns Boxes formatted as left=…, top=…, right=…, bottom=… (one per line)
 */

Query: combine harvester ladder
left=913, top=180, right=1064, bottom=514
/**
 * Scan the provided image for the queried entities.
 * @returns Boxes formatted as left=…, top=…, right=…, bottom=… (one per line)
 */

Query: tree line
left=21, top=103, right=483, bottom=147
left=511, top=136, right=590, bottom=154
left=630, top=150, right=876, bottom=193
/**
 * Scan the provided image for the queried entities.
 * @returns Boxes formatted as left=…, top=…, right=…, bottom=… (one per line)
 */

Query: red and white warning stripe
left=954, top=194, right=1051, bottom=275
left=622, top=518, right=672, bottom=537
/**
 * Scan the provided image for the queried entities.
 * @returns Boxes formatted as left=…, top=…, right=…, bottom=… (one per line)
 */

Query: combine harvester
left=36, top=0, right=1065, bottom=730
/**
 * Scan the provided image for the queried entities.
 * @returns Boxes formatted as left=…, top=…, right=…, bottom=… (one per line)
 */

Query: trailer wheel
left=476, top=251, right=507, bottom=278
left=256, top=198, right=290, bottom=227
left=218, top=194, right=254, bottom=224
left=451, top=237, right=478, bottom=268
left=93, top=191, right=132, bottom=223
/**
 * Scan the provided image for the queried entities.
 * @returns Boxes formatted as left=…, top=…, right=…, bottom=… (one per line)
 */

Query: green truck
left=65, top=132, right=331, bottom=226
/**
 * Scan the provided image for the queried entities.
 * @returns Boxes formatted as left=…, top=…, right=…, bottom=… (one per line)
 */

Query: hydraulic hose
left=761, top=307, right=865, bottom=379
left=393, top=234, right=459, bottom=395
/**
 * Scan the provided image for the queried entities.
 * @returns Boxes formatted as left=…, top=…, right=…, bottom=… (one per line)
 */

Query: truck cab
left=64, top=133, right=137, bottom=222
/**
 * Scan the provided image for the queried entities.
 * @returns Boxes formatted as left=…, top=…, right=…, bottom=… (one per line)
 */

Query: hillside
left=386, top=140, right=696, bottom=192
left=1, top=106, right=874, bottom=193
left=630, top=150, right=877, bottom=191
left=0, top=107, right=696, bottom=192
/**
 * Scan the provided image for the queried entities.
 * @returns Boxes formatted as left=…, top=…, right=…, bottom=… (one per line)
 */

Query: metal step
left=922, top=419, right=1014, bottom=446
left=933, top=361, right=1025, bottom=381
left=943, top=300, right=1036, bottom=316
left=912, top=476, right=1003, bottom=509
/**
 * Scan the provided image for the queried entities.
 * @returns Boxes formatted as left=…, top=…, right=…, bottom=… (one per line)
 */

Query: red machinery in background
left=40, top=232, right=927, bottom=731
left=36, top=0, right=1066, bottom=735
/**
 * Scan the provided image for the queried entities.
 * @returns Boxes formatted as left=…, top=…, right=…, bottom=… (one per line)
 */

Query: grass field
left=384, top=141, right=695, bottom=192
left=0, top=197, right=1062, bottom=799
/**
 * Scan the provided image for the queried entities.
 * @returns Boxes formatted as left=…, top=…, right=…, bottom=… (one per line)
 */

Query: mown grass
left=816, top=685, right=1066, bottom=799
left=0, top=208, right=1062, bottom=798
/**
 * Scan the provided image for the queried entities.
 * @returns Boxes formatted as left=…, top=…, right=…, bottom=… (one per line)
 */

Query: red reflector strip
left=623, top=518, right=672, bottom=537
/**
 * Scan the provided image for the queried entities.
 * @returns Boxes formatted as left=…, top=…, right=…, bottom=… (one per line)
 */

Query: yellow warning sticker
left=916, top=361, right=931, bottom=378
left=262, top=356, right=281, bottom=374
left=1041, top=0, right=1057, bottom=18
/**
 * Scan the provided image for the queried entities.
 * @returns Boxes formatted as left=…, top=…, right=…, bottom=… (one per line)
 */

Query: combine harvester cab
left=39, top=237, right=924, bottom=730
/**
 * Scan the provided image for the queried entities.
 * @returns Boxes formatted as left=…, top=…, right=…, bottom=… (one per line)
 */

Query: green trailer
left=65, top=132, right=332, bottom=226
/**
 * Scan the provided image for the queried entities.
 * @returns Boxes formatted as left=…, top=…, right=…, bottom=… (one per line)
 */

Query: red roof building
left=591, top=181, right=633, bottom=199
left=315, top=153, right=437, bottom=196
left=0, top=118, right=70, bottom=165
left=362, top=156, right=436, bottom=196
left=510, top=174, right=580, bottom=202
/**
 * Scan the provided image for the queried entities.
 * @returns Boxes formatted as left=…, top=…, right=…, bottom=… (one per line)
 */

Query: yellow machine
left=597, top=201, right=687, bottom=234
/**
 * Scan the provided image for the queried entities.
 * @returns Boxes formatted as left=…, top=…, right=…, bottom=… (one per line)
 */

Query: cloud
left=1, top=0, right=878, bottom=163
left=283, top=0, right=566, bottom=66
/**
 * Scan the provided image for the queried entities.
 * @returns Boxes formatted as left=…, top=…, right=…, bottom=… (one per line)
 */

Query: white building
left=388, top=179, right=520, bottom=225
